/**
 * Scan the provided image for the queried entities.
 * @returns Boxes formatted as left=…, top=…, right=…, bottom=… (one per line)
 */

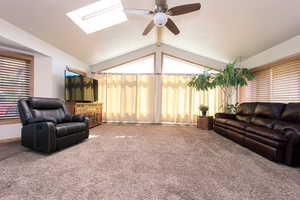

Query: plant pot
left=202, top=111, right=207, bottom=117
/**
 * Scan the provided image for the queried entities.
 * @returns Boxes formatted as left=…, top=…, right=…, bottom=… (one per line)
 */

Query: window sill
left=0, top=119, right=21, bottom=125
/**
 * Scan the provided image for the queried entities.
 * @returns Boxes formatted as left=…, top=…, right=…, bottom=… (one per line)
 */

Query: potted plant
left=227, top=103, right=239, bottom=114
left=199, top=105, right=209, bottom=116
left=188, top=62, right=254, bottom=113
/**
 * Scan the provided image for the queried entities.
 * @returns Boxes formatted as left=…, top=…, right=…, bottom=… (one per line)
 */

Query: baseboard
left=0, top=137, right=21, bottom=144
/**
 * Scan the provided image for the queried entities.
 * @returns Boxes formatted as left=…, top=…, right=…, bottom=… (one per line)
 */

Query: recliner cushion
left=281, top=103, right=300, bottom=123
left=29, top=97, right=64, bottom=109
left=56, top=122, right=87, bottom=137
left=245, top=125, right=288, bottom=142
left=250, top=117, right=275, bottom=129
left=32, top=108, right=66, bottom=124
left=254, top=103, right=285, bottom=119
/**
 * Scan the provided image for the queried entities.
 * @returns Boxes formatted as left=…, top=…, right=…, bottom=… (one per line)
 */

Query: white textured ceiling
left=0, top=0, right=300, bottom=65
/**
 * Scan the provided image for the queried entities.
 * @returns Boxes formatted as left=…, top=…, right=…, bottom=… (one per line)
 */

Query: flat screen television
left=65, top=70, right=98, bottom=102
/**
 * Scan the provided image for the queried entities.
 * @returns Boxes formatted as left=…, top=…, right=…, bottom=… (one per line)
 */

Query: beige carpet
left=1, top=124, right=300, bottom=200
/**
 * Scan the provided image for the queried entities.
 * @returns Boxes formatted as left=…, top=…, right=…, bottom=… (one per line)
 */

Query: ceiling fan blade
left=168, top=3, right=201, bottom=16
left=165, top=18, right=180, bottom=35
left=123, top=8, right=153, bottom=15
left=143, top=21, right=155, bottom=35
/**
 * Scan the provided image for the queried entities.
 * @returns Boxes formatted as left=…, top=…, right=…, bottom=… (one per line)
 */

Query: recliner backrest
left=18, top=97, right=70, bottom=125
left=18, top=98, right=34, bottom=125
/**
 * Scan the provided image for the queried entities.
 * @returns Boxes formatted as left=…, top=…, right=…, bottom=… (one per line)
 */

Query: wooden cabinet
left=197, top=116, right=213, bottom=130
left=66, top=102, right=102, bottom=128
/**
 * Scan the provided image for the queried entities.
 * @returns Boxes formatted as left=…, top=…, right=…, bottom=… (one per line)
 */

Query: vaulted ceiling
left=0, top=0, right=300, bottom=65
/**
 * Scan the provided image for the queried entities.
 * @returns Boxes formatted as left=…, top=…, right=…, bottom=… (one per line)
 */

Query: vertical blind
left=0, top=56, right=32, bottom=119
left=239, top=60, right=300, bottom=103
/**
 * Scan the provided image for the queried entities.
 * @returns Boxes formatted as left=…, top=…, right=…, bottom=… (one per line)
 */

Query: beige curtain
left=161, top=75, right=223, bottom=123
left=96, top=74, right=223, bottom=124
left=96, top=74, right=155, bottom=122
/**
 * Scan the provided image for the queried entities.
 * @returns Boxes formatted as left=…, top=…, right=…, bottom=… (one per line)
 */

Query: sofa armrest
left=21, top=122, right=56, bottom=153
left=71, top=114, right=89, bottom=123
left=281, top=127, right=300, bottom=166
left=215, top=113, right=236, bottom=119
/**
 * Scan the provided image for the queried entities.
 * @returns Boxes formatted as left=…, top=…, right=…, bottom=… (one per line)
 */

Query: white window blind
left=239, top=60, right=300, bottom=103
left=0, top=55, right=32, bottom=119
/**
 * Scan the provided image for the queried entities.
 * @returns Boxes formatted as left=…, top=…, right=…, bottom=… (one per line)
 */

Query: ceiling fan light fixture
left=153, top=12, right=168, bottom=27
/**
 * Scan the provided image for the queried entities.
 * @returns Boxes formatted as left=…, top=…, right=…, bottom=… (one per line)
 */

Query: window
left=0, top=51, right=33, bottom=122
left=67, top=0, right=127, bottom=34
left=162, top=54, right=218, bottom=74
left=101, top=55, right=155, bottom=74
left=239, top=59, right=300, bottom=103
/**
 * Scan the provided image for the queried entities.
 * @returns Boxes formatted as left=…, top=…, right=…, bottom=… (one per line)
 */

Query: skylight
left=66, top=0, right=127, bottom=34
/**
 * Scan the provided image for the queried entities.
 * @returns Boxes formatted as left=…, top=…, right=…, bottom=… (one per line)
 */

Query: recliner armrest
left=215, top=113, right=236, bottom=119
left=27, top=117, right=57, bottom=124
left=71, top=114, right=89, bottom=123
left=21, top=122, right=56, bottom=153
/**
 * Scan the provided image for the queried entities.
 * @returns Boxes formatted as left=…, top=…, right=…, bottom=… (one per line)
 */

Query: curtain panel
left=96, top=74, right=156, bottom=123
left=161, top=75, right=223, bottom=123
left=96, top=74, right=223, bottom=124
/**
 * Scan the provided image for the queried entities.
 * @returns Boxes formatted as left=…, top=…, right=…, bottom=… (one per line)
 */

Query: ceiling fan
left=124, top=0, right=201, bottom=37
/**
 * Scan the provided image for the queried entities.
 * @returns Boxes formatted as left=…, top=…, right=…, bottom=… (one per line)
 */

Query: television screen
left=65, top=70, right=98, bottom=102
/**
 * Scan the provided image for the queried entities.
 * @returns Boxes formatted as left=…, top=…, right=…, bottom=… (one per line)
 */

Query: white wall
left=242, top=34, right=300, bottom=68
left=0, top=18, right=89, bottom=140
left=91, top=43, right=226, bottom=72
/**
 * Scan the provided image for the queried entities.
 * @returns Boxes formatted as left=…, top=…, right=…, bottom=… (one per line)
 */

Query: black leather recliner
left=18, top=97, right=89, bottom=153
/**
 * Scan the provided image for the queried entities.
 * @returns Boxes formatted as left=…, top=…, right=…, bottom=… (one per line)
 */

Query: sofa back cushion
left=254, top=103, right=285, bottom=119
left=281, top=103, right=300, bottom=123
left=236, top=103, right=257, bottom=116
left=236, top=103, right=257, bottom=123
left=248, top=103, right=285, bottom=129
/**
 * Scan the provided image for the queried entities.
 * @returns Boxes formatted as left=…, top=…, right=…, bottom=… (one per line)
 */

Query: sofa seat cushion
left=225, top=119, right=248, bottom=129
left=245, top=125, right=288, bottom=142
left=215, top=118, right=228, bottom=124
left=274, top=121, right=300, bottom=133
left=236, top=115, right=251, bottom=123
left=215, top=118, right=248, bottom=129
left=250, top=117, right=275, bottom=129
left=56, top=122, right=86, bottom=137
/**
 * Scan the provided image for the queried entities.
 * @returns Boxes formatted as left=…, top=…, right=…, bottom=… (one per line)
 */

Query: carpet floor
left=1, top=124, right=300, bottom=200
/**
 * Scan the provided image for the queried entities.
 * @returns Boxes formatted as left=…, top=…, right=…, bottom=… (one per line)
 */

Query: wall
left=242, top=34, right=300, bottom=69
left=0, top=18, right=89, bottom=140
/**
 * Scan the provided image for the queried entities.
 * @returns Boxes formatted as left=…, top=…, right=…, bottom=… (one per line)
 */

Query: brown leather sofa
left=214, top=102, right=300, bottom=166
